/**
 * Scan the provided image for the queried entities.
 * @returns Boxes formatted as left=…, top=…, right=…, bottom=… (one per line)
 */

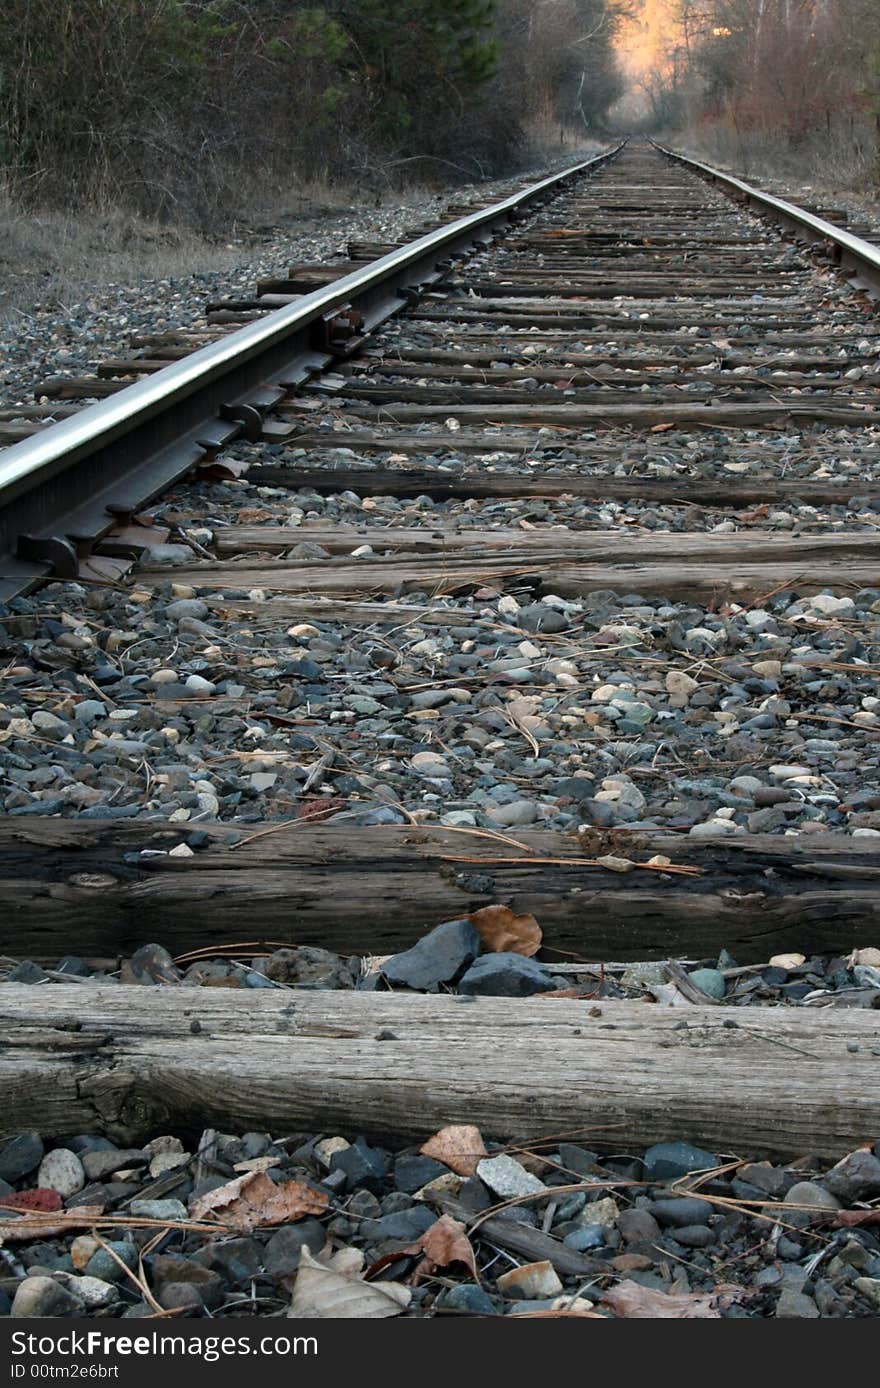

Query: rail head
left=0, top=143, right=619, bottom=594
left=651, top=138, right=880, bottom=298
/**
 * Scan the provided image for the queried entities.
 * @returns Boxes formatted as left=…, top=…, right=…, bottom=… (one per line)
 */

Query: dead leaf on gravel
left=468, top=904, right=541, bottom=956
left=191, top=1170, right=327, bottom=1232
left=836, top=1210, right=880, bottom=1228
left=289, top=1249, right=410, bottom=1319
left=604, top=1280, right=741, bottom=1319
left=0, top=1206, right=105, bottom=1241
left=411, top=1215, right=478, bottom=1283
left=420, top=1123, right=487, bottom=1176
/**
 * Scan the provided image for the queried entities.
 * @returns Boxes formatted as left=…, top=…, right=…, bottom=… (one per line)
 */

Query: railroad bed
left=1, top=141, right=880, bottom=1320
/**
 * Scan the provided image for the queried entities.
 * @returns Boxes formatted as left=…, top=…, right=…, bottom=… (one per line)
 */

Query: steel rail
left=0, top=145, right=623, bottom=597
left=652, top=139, right=880, bottom=297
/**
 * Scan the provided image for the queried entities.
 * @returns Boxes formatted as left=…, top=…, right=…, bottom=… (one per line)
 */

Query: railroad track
left=1, top=140, right=880, bottom=1319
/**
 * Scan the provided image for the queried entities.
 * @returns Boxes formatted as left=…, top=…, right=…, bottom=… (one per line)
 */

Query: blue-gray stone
left=85, top=1241, right=138, bottom=1284
left=382, top=919, right=480, bottom=990
left=193, top=1237, right=263, bottom=1286
left=360, top=1206, right=436, bottom=1242
left=685, top=968, right=726, bottom=999
left=669, top=1224, right=715, bottom=1248
left=648, top=1197, right=712, bottom=1227
left=437, top=1283, right=497, bottom=1315
left=393, top=1154, right=448, bottom=1194
left=263, top=1220, right=326, bottom=1278
left=0, top=1132, right=44, bottom=1183
left=563, top=1225, right=606, bottom=1251
left=458, top=953, right=558, bottom=998
left=644, top=1141, right=719, bottom=1182
left=329, top=1138, right=388, bottom=1193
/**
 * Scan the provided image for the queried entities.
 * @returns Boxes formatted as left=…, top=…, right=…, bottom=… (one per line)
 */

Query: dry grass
left=673, top=121, right=880, bottom=202
left=0, top=193, right=236, bottom=321
left=0, top=177, right=406, bottom=324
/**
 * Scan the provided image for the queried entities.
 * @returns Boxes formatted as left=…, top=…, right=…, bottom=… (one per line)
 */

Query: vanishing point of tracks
left=2, top=140, right=880, bottom=1168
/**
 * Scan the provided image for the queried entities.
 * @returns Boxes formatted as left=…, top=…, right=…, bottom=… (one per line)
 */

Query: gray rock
left=476, top=1154, right=546, bottom=1199
left=670, top=1224, right=715, bottom=1248
left=436, top=1283, right=497, bottom=1315
left=617, top=1208, right=661, bottom=1244
left=458, top=953, right=558, bottom=997
left=360, top=1206, right=436, bottom=1242
left=776, top=1288, right=820, bottom=1318
left=158, top=1283, right=205, bottom=1312
left=138, top=544, right=193, bottom=567
left=130, top=1198, right=189, bottom=1220
left=192, top=1237, right=263, bottom=1286
left=151, top=1255, right=225, bottom=1310
left=648, top=1197, right=712, bottom=1227
left=563, top=1225, right=607, bottom=1251
left=685, top=968, right=726, bottom=1000
left=62, top=1275, right=119, bottom=1309
left=329, top=1138, right=388, bottom=1193
left=556, top=776, right=597, bottom=804
left=166, top=599, right=209, bottom=622
left=0, top=1131, right=44, bottom=1183
left=823, top=1149, right=880, bottom=1203
left=7, top=961, right=51, bottom=984
left=643, top=1141, right=719, bottom=1182
left=11, top=1276, right=82, bottom=1317
left=37, top=1148, right=85, bottom=1198
left=81, top=1148, right=148, bottom=1181
left=517, top=603, right=569, bottom=634
left=784, top=1181, right=842, bottom=1214
left=394, top=1154, right=449, bottom=1193
left=263, top=1219, right=327, bottom=1277
left=85, top=1241, right=138, bottom=1284
left=262, top=946, right=358, bottom=988
left=382, top=918, right=480, bottom=990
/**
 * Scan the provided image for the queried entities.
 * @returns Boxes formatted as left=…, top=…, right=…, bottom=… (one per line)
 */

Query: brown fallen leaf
left=420, top=1124, right=487, bottom=1176
left=836, top=1210, right=880, bottom=1228
left=604, top=1280, right=741, bottom=1319
left=412, top=1215, right=478, bottom=1283
left=190, top=1170, right=327, bottom=1232
left=289, top=1249, right=410, bottom=1319
left=650, top=422, right=675, bottom=432
left=468, top=904, right=542, bottom=957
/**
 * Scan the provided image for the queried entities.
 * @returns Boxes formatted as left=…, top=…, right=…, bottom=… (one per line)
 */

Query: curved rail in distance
left=652, top=138, right=880, bottom=297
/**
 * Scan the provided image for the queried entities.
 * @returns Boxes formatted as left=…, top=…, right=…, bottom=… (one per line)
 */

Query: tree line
left=0, top=1, right=627, bottom=222
left=641, top=1, right=880, bottom=173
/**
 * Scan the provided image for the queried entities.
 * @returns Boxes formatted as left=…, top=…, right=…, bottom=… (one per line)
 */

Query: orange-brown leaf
left=412, top=1215, right=478, bottom=1282
left=420, top=1124, right=486, bottom=1176
left=190, top=1170, right=327, bottom=1232
left=468, top=904, right=542, bottom=957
